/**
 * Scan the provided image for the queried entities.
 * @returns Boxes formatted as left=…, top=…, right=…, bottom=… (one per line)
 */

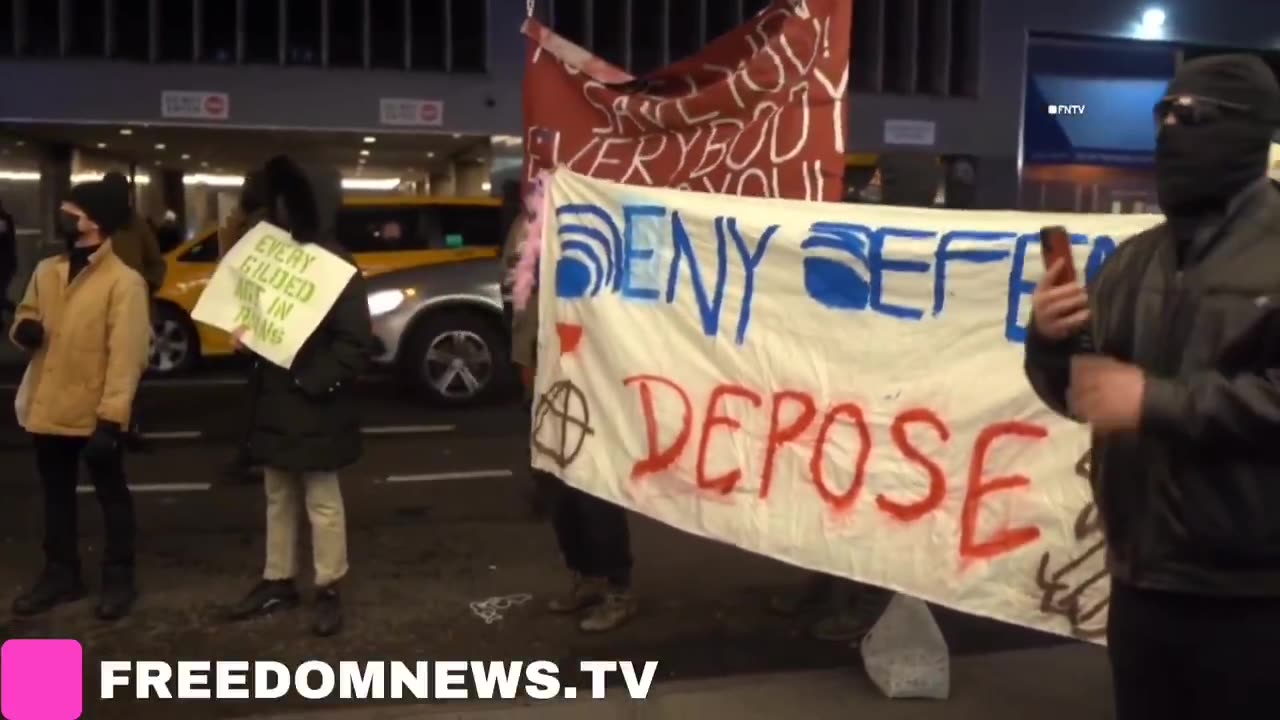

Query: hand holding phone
left=1039, top=226, right=1077, bottom=285
left=1032, top=226, right=1092, bottom=348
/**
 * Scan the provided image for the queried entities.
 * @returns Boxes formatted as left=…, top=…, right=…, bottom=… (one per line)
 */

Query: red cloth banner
left=522, top=0, right=852, bottom=202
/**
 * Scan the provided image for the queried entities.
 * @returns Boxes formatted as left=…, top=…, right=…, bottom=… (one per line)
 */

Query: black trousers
left=537, top=469, right=632, bottom=587
left=34, top=435, right=135, bottom=571
left=1109, top=582, right=1280, bottom=719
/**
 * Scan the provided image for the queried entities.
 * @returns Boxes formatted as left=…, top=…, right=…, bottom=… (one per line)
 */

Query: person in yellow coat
left=9, top=179, right=151, bottom=622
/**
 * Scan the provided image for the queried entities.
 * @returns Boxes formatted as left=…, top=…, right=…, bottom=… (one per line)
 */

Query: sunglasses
left=1153, top=95, right=1252, bottom=127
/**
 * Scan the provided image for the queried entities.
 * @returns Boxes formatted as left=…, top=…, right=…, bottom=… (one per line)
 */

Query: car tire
left=401, top=309, right=509, bottom=407
left=149, top=302, right=201, bottom=376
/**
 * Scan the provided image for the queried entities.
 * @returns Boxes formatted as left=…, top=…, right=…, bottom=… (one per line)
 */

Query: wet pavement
left=0, top=370, right=1090, bottom=719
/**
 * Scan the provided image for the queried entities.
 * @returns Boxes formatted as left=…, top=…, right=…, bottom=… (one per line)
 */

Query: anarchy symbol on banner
left=532, top=380, right=594, bottom=468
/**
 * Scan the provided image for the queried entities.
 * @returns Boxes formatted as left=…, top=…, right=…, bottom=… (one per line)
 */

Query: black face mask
left=1156, top=118, right=1270, bottom=217
left=56, top=212, right=83, bottom=248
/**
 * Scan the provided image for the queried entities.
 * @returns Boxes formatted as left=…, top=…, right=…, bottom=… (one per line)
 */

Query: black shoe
left=12, top=565, right=87, bottom=616
left=225, top=579, right=300, bottom=621
left=96, top=566, right=137, bottom=621
left=123, top=425, right=151, bottom=453
left=312, top=585, right=343, bottom=637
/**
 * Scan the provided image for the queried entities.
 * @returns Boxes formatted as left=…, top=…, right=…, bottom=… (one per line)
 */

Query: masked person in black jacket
left=222, top=157, right=372, bottom=638
left=1024, top=54, right=1280, bottom=719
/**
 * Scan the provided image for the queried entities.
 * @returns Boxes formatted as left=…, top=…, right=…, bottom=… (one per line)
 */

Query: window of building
left=552, top=0, right=588, bottom=49
left=917, top=0, right=944, bottom=95
left=111, top=0, right=150, bottom=61
left=337, top=208, right=425, bottom=252
left=200, top=0, right=237, bottom=62
left=0, top=0, right=12, bottom=56
left=629, top=1, right=661, bottom=75
left=369, top=0, right=404, bottom=69
left=592, top=0, right=625, bottom=69
left=68, top=0, right=106, bottom=57
left=21, top=0, right=60, bottom=56
left=705, top=1, right=739, bottom=43
left=949, top=0, right=980, bottom=97
left=668, top=0, right=700, bottom=63
left=286, top=0, right=322, bottom=65
left=882, top=0, right=913, bottom=93
left=158, top=0, right=194, bottom=61
left=328, top=0, right=364, bottom=67
left=450, top=0, right=487, bottom=72
left=245, top=0, right=282, bottom=63
left=408, top=1, right=445, bottom=70
left=851, top=0, right=884, bottom=92
left=429, top=205, right=503, bottom=248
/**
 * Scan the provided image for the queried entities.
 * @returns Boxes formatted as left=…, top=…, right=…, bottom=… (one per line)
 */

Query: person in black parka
left=224, top=156, right=372, bottom=638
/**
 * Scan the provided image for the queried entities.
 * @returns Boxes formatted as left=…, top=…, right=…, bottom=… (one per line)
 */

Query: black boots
left=224, top=579, right=342, bottom=637
left=12, top=564, right=134, bottom=621
left=11, top=564, right=87, bottom=616
left=312, top=585, right=342, bottom=638
left=224, top=579, right=301, bottom=621
left=96, top=565, right=137, bottom=621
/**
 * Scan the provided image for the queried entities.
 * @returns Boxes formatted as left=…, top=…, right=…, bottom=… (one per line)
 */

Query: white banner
left=192, top=222, right=356, bottom=369
left=530, top=170, right=1163, bottom=643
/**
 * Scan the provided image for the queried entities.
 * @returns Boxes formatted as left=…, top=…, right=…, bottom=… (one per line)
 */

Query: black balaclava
left=1156, top=54, right=1280, bottom=220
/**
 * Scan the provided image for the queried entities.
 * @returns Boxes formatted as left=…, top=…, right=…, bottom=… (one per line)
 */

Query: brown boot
left=579, top=589, right=638, bottom=632
left=548, top=574, right=607, bottom=614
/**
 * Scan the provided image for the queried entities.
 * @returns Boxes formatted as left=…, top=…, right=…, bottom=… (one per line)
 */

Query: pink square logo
left=1, top=639, right=83, bottom=720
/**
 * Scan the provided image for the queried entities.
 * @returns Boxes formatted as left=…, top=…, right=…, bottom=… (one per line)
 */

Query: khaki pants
left=262, top=468, right=349, bottom=587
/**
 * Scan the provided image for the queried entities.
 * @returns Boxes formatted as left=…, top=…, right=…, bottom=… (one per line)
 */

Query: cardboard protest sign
left=192, top=222, right=356, bottom=369
left=530, top=169, right=1165, bottom=643
left=522, top=0, right=850, bottom=201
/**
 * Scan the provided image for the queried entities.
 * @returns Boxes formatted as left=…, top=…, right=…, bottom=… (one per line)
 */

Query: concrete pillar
left=35, top=143, right=72, bottom=261
left=454, top=161, right=490, bottom=197
left=161, top=169, right=186, bottom=232
left=429, top=168, right=456, bottom=197
left=186, top=184, right=219, bottom=235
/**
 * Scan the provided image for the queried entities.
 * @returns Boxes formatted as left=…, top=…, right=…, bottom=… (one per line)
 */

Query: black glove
left=83, top=421, right=122, bottom=464
left=12, top=319, right=44, bottom=350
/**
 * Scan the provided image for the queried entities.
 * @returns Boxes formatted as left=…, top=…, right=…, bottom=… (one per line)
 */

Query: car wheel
left=403, top=310, right=507, bottom=407
left=149, top=303, right=200, bottom=375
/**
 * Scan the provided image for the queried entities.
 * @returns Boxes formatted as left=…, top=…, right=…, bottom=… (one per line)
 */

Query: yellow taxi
left=149, top=196, right=503, bottom=374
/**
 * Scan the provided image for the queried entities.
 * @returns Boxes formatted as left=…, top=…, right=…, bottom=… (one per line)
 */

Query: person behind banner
left=218, top=169, right=269, bottom=483
left=222, top=156, right=373, bottom=638
left=1024, top=55, right=1280, bottom=719
left=770, top=153, right=943, bottom=645
left=510, top=194, right=638, bottom=633
left=9, top=180, right=151, bottom=621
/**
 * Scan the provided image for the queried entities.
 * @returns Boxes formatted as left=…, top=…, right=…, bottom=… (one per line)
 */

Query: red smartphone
left=1039, top=226, right=1077, bottom=285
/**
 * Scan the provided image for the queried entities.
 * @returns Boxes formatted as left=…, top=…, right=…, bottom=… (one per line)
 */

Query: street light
left=1135, top=7, right=1165, bottom=39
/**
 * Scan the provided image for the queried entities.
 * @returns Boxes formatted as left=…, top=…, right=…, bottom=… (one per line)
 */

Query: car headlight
left=367, top=289, right=406, bottom=317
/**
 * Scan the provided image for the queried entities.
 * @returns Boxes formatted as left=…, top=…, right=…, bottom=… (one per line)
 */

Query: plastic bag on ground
left=859, top=593, right=950, bottom=699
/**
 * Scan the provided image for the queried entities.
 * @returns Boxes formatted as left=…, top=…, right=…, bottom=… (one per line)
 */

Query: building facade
left=2, top=0, right=1280, bottom=209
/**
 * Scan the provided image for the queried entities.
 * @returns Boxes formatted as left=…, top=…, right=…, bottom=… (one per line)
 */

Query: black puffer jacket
left=1025, top=182, right=1280, bottom=596
left=245, top=157, right=373, bottom=472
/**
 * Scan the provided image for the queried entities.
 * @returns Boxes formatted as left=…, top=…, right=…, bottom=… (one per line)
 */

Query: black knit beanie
left=67, top=180, right=130, bottom=238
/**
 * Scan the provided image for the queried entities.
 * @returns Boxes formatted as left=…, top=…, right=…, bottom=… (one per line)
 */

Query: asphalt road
left=0, top=369, right=1070, bottom=719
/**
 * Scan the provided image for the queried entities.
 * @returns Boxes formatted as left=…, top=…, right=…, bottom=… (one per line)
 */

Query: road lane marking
left=77, top=482, right=211, bottom=494
left=362, top=424, right=455, bottom=435
left=140, top=430, right=203, bottom=440
left=0, top=375, right=392, bottom=391
left=384, top=469, right=514, bottom=483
